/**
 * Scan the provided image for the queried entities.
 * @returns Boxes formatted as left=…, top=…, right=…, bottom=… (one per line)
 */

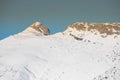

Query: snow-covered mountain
left=0, top=22, right=120, bottom=80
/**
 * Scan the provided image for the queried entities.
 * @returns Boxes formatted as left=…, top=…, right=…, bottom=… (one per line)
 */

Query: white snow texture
left=0, top=22, right=120, bottom=80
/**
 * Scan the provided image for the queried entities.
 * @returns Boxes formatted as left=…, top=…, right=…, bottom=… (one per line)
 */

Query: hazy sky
left=0, top=0, right=120, bottom=39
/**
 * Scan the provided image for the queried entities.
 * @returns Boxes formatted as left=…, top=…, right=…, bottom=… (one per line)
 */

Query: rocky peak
left=20, top=22, right=50, bottom=36
left=30, top=22, right=50, bottom=35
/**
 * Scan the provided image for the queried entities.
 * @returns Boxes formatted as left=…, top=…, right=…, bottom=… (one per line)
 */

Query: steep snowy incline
left=0, top=22, right=120, bottom=80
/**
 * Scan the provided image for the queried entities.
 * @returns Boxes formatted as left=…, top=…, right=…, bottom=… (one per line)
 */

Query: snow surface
left=0, top=27, right=120, bottom=80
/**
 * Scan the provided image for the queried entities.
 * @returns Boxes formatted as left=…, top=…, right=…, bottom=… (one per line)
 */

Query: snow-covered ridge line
left=10, top=22, right=120, bottom=41
left=18, top=22, right=120, bottom=37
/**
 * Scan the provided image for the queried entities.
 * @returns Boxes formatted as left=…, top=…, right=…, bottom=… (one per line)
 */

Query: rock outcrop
left=65, top=22, right=120, bottom=35
left=20, top=22, right=50, bottom=36
left=30, top=22, right=50, bottom=35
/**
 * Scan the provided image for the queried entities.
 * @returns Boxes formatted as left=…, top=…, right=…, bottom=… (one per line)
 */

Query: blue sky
left=0, top=0, right=120, bottom=40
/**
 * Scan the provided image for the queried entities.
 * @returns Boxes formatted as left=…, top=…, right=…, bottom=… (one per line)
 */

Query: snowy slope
left=0, top=22, right=120, bottom=80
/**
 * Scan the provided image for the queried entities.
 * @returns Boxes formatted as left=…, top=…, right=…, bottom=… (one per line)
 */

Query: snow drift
left=0, top=22, right=120, bottom=80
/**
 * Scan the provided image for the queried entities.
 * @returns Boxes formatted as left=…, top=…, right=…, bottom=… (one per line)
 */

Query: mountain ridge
left=0, top=22, right=120, bottom=80
left=65, top=22, right=120, bottom=37
left=16, top=22, right=120, bottom=38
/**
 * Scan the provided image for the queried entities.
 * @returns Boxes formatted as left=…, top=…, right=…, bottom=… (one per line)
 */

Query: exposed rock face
left=30, top=22, right=50, bottom=35
left=31, top=22, right=50, bottom=35
left=20, top=22, right=50, bottom=36
left=66, top=22, right=120, bottom=35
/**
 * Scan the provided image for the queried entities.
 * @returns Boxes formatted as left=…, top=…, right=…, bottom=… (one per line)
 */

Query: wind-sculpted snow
left=0, top=22, right=120, bottom=80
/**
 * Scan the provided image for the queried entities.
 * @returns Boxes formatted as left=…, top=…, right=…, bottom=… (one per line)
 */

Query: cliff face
left=66, top=22, right=120, bottom=36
